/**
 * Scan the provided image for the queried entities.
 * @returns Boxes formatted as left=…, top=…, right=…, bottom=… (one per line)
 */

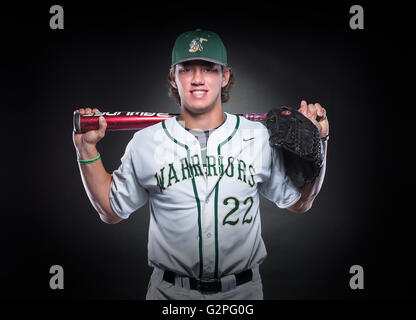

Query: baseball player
left=73, top=29, right=329, bottom=300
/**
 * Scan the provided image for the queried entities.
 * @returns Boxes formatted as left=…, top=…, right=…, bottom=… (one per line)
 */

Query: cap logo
left=188, top=37, right=208, bottom=53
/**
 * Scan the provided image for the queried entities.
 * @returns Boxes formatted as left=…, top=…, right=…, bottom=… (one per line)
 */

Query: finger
left=315, top=103, right=323, bottom=118
left=85, top=107, right=92, bottom=115
left=298, top=100, right=308, bottom=115
left=307, top=103, right=317, bottom=119
left=321, top=107, right=327, bottom=120
left=317, top=108, right=327, bottom=122
left=97, top=116, right=107, bottom=138
left=92, top=108, right=99, bottom=114
left=79, top=108, right=85, bottom=115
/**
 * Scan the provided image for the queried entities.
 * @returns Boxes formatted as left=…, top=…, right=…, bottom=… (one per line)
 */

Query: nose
left=191, top=68, right=204, bottom=86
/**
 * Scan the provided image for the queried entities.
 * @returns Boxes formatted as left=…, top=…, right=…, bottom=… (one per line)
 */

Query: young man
left=73, top=29, right=329, bottom=300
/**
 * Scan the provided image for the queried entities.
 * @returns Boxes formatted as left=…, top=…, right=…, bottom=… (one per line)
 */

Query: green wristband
left=78, top=153, right=101, bottom=164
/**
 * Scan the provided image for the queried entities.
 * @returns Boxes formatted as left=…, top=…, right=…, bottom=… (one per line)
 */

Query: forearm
left=77, top=145, right=120, bottom=223
left=289, top=141, right=327, bottom=213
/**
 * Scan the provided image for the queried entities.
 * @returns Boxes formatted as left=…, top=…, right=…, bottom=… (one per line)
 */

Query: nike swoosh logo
left=243, top=137, right=255, bottom=142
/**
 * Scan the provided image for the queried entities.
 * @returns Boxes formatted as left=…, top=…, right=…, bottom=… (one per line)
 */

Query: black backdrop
left=0, top=2, right=412, bottom=300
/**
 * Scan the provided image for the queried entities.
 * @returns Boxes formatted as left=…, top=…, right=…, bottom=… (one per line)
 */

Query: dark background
left=0, top=1, right=411, bottom=300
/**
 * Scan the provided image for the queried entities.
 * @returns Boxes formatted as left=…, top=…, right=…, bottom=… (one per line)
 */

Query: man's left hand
left=298, top=100, right=329, bottom=139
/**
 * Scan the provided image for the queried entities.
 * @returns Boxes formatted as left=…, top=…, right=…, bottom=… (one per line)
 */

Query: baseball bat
left=73, top=111, right=267, bottom=133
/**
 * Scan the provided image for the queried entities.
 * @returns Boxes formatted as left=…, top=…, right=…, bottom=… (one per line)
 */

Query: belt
left=162, top=269, right=253, bottom=293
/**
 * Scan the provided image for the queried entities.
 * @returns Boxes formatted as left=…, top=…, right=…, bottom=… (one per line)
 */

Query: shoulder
left=233, top=113, right=267, bottom=129
left=234, top=114, right=270, bottom=140
left=133, top=121, right=163, bottom=138
left=127, top=120, right=167, bottom=150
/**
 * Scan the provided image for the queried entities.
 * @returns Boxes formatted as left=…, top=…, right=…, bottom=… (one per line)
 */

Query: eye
left=179, top=67, right=191, bottom=73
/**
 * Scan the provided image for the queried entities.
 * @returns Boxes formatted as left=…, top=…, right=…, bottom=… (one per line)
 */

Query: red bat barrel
left=73, top=111, right=267, bottom=133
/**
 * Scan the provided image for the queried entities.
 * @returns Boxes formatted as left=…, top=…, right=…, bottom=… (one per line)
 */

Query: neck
left=179, top=104, right=225, bottom=131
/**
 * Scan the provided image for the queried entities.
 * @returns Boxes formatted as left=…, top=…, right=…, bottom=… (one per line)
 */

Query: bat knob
left=73, top=112, right=81, bottom=133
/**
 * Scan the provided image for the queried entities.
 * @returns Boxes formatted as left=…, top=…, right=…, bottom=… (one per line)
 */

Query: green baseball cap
left=171, top=29, right=227, bottom=67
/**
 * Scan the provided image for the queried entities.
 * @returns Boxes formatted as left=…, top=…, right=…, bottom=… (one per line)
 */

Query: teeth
left=192, top=91, right=206, bottom=94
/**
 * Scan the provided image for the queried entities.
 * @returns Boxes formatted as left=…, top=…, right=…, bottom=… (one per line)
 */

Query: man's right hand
left=73, top=107, right=107, bottom=158
left=72, top=107, right=121, bottom=224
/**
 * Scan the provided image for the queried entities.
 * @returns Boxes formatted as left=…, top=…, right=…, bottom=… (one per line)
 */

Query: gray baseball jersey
left=109, top=113, right=300, bottom=280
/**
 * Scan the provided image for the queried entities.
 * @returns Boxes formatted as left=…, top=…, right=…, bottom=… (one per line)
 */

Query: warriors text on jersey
left=110, top=113, right=300, bottom=279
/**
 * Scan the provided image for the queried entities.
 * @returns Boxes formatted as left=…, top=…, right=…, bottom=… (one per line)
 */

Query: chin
left=183, top=102, right=215, bottom=114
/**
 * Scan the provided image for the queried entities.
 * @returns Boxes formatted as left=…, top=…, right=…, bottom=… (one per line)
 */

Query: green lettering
left=218, top=155, right=224, bottom=176
left=191, top=155, right=204, bottom=177
left=154, top=167, right=165, bottom=192
left=248, top=165, right=256, bottom=187
left=167, top=163, right=180, bottom=187
left=206, top=155, right=217, bottom=177
left=237, top=159, right=247, bottom=183
left=225, top=156, right=234, bottom=177
left=180, top=157, right=193, bottom=181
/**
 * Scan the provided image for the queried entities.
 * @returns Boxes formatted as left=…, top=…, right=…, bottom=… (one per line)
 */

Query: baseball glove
left=265, top=106, right=323, bottom=189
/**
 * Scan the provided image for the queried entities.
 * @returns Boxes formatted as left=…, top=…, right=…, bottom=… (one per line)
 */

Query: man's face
left=171, top=60, right=230, bottom=114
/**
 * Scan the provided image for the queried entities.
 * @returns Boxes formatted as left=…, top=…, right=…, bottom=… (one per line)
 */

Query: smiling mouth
left=190, top=90, right=208, bottom=98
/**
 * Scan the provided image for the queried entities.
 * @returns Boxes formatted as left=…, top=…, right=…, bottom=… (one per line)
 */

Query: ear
left=169, top=67, right=177, bottom=89
left=221, top=67, right=230, bottom=88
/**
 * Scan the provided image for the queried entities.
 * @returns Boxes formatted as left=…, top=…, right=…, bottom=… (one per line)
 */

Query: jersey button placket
left=191, top=139, right=210, bottom=278
left=186, top=137, right=205, bottom=279
left=201, top=190, right=215, bottom=278
left=202, top=140, right=217, bottom=279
